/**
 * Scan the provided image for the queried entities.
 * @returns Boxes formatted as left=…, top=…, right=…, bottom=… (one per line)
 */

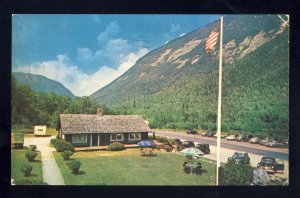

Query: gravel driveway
left=24, top=136, right=65, bottom=185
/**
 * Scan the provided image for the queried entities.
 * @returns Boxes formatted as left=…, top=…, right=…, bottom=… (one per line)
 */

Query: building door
left=92, top=134, right=98, bottom=146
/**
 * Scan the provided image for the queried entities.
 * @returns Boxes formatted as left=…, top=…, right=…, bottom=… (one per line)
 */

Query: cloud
left=13, top=48, right=149, bottom=97
left=76, top=38, right=133, bottom=70
left=170, top=23, right=180, bottom=32
left=77, top=48, right=102, bottom=64
left=97, top=21, right=120, bottom=43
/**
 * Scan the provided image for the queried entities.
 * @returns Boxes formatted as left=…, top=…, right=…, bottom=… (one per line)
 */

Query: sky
left=12, top=14, right=220, bottom=96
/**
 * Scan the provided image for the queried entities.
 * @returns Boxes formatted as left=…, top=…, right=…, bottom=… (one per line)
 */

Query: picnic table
left=183, top=161, right=202, bottom=175
left=140, top=148, right=154, bottom=157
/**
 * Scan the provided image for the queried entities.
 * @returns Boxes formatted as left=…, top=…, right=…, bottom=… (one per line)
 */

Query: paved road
left=155, top=131, right=289, bottom=160
left=24, top=136, right=65, bottom=185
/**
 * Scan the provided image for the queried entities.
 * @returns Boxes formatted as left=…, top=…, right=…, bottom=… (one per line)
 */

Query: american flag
left=205, top=22, right=220, bottom=52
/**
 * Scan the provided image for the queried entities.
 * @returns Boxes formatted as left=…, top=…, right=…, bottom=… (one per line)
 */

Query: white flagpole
left=216, top=16, right=223, bottom=186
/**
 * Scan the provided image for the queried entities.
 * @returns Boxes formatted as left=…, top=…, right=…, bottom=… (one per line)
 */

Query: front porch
left=74, top=143, right=140, bottom=152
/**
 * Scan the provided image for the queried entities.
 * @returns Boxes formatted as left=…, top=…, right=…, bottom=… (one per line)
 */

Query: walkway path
left=24, top=136, right=65, bottom=185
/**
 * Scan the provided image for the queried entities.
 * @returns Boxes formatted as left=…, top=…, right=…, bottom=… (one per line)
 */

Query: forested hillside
left=11, top=75, right=106, bottom=129
left=13, top=72, right=75, bottom=98
left=89, top=15, right=289, bottom=136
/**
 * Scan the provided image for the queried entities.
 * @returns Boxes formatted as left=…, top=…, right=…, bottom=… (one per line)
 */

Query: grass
left=53, top=148, right=216, bottom=185
left=11, top=149, right=44, bottom=185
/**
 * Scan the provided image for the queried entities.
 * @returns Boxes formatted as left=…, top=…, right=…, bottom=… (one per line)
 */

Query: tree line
left=11, top=75, right=107, bottom=130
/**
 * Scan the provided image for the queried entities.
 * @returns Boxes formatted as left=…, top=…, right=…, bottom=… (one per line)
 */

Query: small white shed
left=34, top=125, right=47, bottom=136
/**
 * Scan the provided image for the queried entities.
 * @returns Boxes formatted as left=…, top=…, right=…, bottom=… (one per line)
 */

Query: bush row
left=50, top=138, right=74, bottom=152
left=107, top=142, right=125, bottom=151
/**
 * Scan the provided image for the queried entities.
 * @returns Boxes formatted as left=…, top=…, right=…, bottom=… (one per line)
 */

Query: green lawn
left=11, top=149, right=44, bottom=185
left=53, top=149, right=216, bottom=185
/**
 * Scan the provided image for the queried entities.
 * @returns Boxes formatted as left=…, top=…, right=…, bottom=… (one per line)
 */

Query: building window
left=72, top=134, right=87, bottom=144
left=110, top=134, right=124, bottom=141
left=129, top=133, right=141, bottom=141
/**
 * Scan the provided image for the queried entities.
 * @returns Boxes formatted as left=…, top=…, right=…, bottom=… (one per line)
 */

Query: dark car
left=227, top=152, right=250, bottom=164
left=180, top=141, right=195, bottom=150
left=202, top=131, right=216, bottom=137
left=186, top=130, right=198, bottom=135
left=236, top=134, right=253, bottom=142
left=173, top=139, right=182, bottom=145
left=257, top=157, right=284, bottom=173
left=195, top=144, right=210, bottom=154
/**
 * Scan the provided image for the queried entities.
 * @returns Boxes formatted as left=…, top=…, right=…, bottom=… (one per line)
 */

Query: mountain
left=13, top=72, right=76, bottom=98
left=90, top=15, right=289, bottom=135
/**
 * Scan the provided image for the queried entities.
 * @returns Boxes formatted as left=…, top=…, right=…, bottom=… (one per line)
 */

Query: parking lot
left=155, top=131, right=289, bottom=179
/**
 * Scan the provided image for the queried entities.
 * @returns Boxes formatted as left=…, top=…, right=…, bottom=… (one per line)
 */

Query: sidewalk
left=24, top=136, right=65, bottom=185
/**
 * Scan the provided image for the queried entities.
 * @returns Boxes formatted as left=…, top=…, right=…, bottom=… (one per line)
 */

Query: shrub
left=67, top=160, right=81, bottom=174
left=25, top=151, right=38, bottom=162
left=107, top=142, right=125, bottom=151
left=50, top=138, right=58, bottom=146
left=55, top=140, right=74, bottom=152
left=20, top=164, right=33, bottom=177
left=29, top=145, right=37, bottom=151
left=61, top=150, right=73, bottom=160
left=219, top=161, right=255, bottom=185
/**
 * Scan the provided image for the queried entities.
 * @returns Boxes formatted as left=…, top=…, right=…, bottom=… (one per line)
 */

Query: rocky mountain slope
left=90, top=15, right=289, bottom=134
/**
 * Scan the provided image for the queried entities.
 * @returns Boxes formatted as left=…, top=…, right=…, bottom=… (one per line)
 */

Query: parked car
left=283, top=138, right=289, bottom=147
left=260, top=137, right=272, bottom=146
left=228, top=152, right=250, bottom=164
left=265, top=141, right=286, bottom=148
left=236, top=134, right=253, bottom=142
left=180, top=141, right=195, bottom=150
left=201, top=131, right=213, bottom=136
left=257, top=157, right=284, bottom=173
left=201, top=131, right=208, bottom=136
left=213, top=133, right=228, bottom=138
left=195, top=144, right=210, bottom=154
left=203, top=131, right=216, bottom=137
left=225, top=134, right=237, bottom=141
left=186, top=129, right=198, bottom=135
left=249, top=137, right=261, bottom=144
left=173, top=139, right=182, bottom=145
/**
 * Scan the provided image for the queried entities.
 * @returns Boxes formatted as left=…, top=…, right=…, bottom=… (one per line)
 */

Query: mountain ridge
left=90, top=15, right=286, bottom=104
left=88, top=15, right=289, bottom=134
left=13, top=72, right=76, bottom=98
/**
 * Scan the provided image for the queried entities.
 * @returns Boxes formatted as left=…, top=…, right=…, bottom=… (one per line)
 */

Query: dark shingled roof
left=59, top=114, right=152, bottom=134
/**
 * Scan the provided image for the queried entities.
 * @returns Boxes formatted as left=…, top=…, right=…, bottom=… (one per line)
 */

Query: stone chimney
left=97, top=107, right=104, bottom=116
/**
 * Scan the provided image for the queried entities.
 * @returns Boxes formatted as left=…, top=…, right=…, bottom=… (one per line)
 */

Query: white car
left=249, top=137, right=261, bottom=144
left=225, top=135, right=236, bottom=140
left=213, top=133, right=228, bottom=138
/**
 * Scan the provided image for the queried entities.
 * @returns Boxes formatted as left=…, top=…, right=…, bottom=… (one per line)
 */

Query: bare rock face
left=191, top=55, right=200, bottom=65
left=150, top=48, right=172, bottom=67
left=223, top=21, right=287, bottom=64
left=223, top=39, right=237, bottom=64
left=174, top=58, right=190, bottom=69
left=239, top=31, right=269, bottom=59
left=167, top=39, right=201, bottom=62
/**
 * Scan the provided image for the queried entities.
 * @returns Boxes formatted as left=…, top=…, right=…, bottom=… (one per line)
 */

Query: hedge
left=107, top=142, right=125, bottom=151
